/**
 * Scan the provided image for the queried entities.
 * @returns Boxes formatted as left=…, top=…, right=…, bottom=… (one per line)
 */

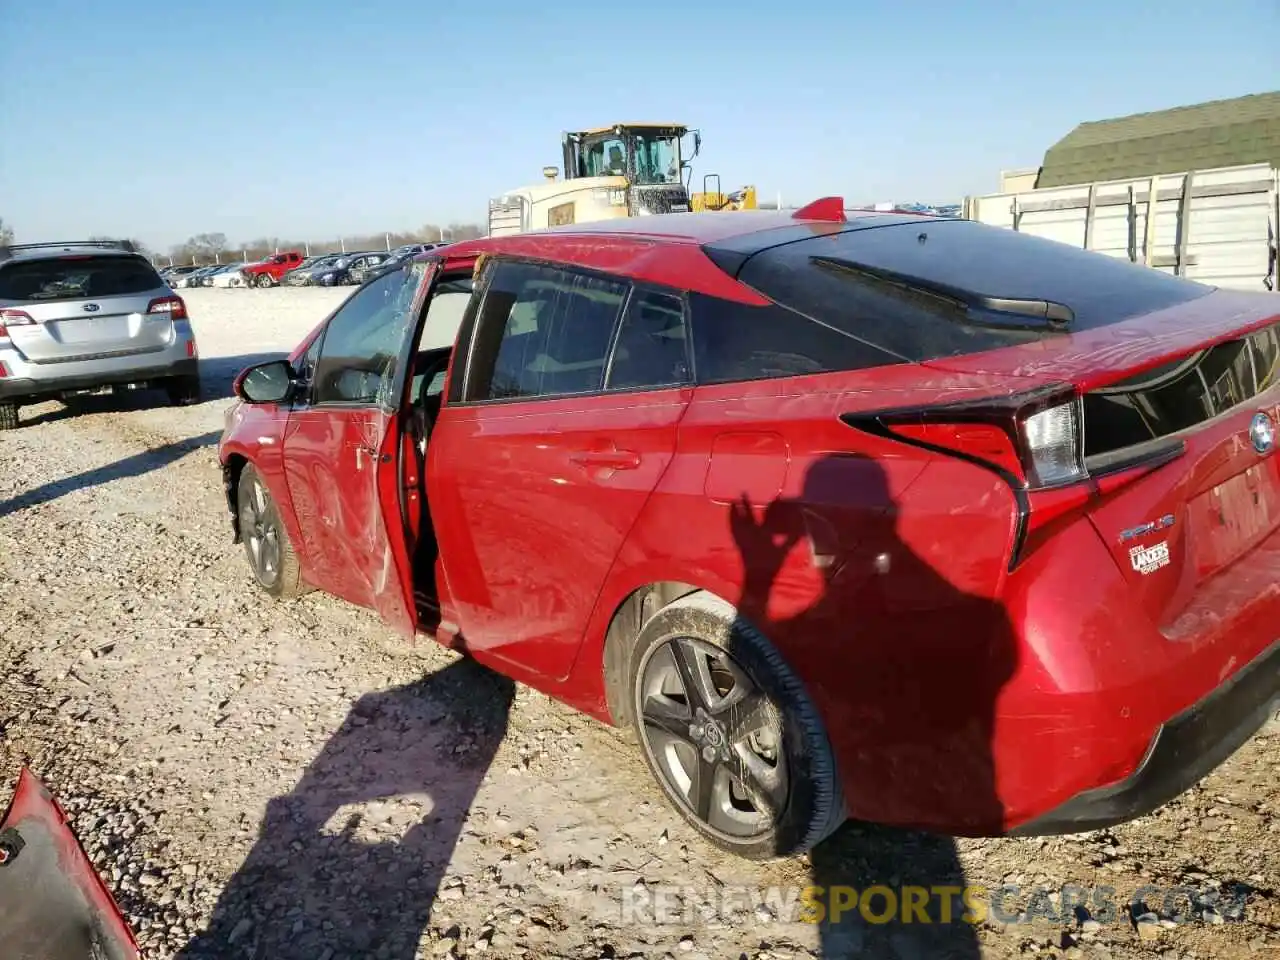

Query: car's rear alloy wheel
left=237, top=464, right=303, bottom=598
left=629, top=591, right=846, bottom=860
left=0, top=401, right=18, bottom=431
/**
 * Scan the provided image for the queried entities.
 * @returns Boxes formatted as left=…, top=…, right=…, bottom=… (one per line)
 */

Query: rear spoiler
left=0, top=240, right=137, bottom=261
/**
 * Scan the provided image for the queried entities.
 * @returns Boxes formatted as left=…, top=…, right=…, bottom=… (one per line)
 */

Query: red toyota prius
left=218, top=199, right=1280, bottom=860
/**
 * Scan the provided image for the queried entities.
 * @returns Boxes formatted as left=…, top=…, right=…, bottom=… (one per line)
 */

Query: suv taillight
left=147, top=295, right=188, bottom=321
left=0, top=308, right=35, bottom=339
left=843, top=384, right=1089, bottom=569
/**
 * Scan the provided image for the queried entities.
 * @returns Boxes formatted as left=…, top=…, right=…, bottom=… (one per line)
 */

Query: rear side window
left=723, top=219, right=1214, bottom=362
left=464, top=260, right=627, bottom=401
left=688, top=292, right=897, bottom=384
left=605, top=289, right=690, bottom=390
left=0, top=255, right=162, bottom=302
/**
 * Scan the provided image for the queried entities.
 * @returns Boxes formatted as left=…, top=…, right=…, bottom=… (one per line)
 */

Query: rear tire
left=166, top=374, right=202, bottom=406
left=0, top=402, right=18, bottom=431
left=628, top=591, right=846, bottom=860
left=237, top=464, right=304, bottom=599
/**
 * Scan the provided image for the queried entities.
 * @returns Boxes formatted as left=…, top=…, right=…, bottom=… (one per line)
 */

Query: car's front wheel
left=236, top=464, right=304, bottom=599
left=255, top=273, right=273, bottom=288
left=628, top=591, right=846, bottom=860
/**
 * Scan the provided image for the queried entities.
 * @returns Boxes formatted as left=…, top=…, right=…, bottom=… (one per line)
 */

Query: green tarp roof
left=1037, top=91, right=1280, bottom=188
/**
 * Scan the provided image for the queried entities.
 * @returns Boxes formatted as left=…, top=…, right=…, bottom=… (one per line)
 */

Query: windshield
left=579, top=130, right=682, bottom=184
left=582, top=135, right=628, bottom=177
left=631, top=131, right=680, bottom=185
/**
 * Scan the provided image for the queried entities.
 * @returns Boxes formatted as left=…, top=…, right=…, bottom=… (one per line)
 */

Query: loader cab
left=561, top=123, right=699, bottom=216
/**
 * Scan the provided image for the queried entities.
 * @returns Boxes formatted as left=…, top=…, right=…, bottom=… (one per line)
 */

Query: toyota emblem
left=1249, top=412, right=1275, bottom=455
left=82, top=303, right=100, bottom=313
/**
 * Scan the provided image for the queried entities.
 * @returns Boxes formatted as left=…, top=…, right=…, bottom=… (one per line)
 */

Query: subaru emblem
left=82, top=303, right=100, bottom=313
left=1249, top=412, right=1275, bottom=455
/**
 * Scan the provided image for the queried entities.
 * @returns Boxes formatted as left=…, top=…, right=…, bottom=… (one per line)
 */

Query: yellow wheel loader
left=488, top=123, right=756, bottom=236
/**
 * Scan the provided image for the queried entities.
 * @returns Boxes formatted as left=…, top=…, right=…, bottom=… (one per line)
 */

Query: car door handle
left=569, top=449, right=641, bottom=471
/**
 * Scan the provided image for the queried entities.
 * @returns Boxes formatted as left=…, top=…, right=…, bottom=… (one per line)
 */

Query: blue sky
left=1, top=0, right=1276, bottom=251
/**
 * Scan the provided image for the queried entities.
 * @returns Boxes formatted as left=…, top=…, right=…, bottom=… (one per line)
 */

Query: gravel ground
left=0, top=287, right=1276, bottom=960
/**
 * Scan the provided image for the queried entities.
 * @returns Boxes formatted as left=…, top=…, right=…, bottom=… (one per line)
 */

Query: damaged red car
left=218, top=200, right=1280, bottom=860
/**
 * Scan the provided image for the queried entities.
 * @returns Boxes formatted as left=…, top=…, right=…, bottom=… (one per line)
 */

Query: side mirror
left=235, top=359, right=295, bottom=404
left=693, top=131, right=702, bottom=157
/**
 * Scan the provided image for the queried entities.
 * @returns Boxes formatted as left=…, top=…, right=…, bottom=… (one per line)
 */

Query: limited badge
left=1130, top=541, right=1170, bottom=575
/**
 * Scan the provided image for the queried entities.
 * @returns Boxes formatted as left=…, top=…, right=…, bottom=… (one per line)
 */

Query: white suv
left=0, top=240, right=201, bottom=429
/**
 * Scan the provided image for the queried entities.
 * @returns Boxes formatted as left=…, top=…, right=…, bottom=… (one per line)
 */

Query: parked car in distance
left=350, top=243, right=449, bottom=285
left=280, top=256, right=322, bottom=284
left=210, top=265, right=248, bottom=288
left=283, top=254, right=342, bottom=286
left=174, top=264, right=220, bottom=288
left=199, top=264, right=243, bottom=286
left=161, top=264, right=202, bottom=285
left=241, top=251, right=304, bottom=288
left=0, top=239, right=200, bottom=429
left=312, top=251, right=390, bottom=287
left=217, top=201, right=1280, bottom=860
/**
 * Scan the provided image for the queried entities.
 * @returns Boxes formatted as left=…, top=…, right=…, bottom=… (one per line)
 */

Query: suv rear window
left=716, top=219, right=1214, bottom=363
left=0, top=255, right=163, bottom=303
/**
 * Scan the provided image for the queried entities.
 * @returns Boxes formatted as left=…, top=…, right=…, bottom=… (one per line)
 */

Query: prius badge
left=1250, top=412, right=1275, bottom=455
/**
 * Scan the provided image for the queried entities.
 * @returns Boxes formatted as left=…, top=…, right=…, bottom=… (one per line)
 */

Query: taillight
left=0, top=308, right=34, bottom=339
left=147, top=295, right=187, bottom=320
left=843, top=385, right=1088, bottom=569
left=846, top=385, right=1085, bottom=490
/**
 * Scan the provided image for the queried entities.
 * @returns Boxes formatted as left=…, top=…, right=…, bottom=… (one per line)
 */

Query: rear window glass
left=0, top=255, right=163, bottom=302
left=725, top=219, right=1214, bottom=363
left=689, top=293, right=896, bottom=384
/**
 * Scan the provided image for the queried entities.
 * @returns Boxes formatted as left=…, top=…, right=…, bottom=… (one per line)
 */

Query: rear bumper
left=1010, top=639, right=1280, bottom=835
left=0, top=357, right=199, bottom=403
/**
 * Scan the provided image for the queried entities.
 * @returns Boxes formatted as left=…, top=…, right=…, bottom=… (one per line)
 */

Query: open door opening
left=397, top=269, right=477, bottom=633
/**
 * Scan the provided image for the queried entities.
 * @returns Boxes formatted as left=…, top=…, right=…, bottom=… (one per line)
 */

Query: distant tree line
left=0, top=218, right=485, bottom=265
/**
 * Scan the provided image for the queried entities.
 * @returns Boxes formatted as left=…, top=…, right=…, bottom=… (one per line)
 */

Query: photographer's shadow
left=177, top=658, right=514, bottom=959
left=729, top=453, right=1018, bottom=958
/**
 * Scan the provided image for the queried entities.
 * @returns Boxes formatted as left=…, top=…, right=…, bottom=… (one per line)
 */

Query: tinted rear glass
left=0, top=255, right=163, bottom=302
left=725, top=220, right=1214, bottom=362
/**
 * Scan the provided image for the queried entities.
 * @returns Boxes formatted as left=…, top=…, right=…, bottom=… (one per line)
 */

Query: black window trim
left=449, top=254, right=694, bottom=408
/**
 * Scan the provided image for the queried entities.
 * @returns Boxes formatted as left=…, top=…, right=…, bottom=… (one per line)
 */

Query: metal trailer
left=963, top=163, right=1279, bottom=292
